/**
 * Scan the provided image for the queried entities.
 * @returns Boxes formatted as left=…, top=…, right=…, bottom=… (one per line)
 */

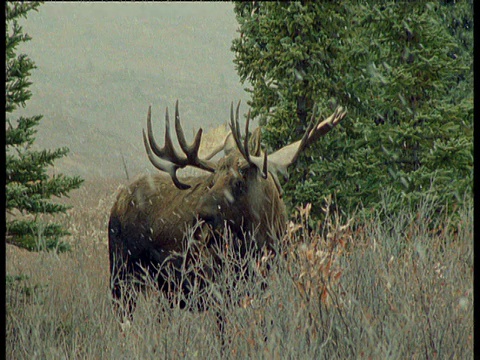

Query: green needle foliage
left=232, top=1, right=473, bottom=222
left=6, top=2, right=84, bottom=252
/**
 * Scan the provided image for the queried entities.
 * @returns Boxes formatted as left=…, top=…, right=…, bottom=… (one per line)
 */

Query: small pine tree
left=6, top=2, right=84, bottom=252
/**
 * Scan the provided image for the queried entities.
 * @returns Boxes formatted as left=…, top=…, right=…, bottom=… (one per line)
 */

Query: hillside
left=14, top=3, right=248, bottom=180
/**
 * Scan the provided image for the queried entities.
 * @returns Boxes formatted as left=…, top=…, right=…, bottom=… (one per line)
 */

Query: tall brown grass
left=6, top=180, right=473, bottom=359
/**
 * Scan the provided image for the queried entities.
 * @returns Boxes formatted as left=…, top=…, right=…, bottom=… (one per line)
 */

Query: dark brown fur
left=108, top=149, right=286, bottom=316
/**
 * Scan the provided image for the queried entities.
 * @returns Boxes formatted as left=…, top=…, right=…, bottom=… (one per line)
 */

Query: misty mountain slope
left=13, top=3, right=249, bottom=180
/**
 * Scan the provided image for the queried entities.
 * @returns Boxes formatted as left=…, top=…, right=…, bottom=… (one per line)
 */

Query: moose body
left=108, top=101, right=346, bottom=318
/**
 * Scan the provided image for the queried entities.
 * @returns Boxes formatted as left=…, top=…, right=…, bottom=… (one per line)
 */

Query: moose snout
left=197, top=212, right=220, bottom=229
left=197, top=206, right=223, bottom=230
left=196, top=194, right=226, bottom=230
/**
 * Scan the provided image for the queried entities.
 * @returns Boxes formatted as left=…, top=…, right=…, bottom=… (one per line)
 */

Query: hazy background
left=15, top=2, right=248, bottom=180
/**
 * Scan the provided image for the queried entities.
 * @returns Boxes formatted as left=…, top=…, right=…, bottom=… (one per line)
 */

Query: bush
left=231, top=1, right=473, bottom=222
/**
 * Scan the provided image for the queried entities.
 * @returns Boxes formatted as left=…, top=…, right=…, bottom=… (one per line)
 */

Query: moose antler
left=202, top=130, right=234, bottom=160
left=144, top=101, right=346, bottom=191
left=228, top=102, right=346, bottom=191
left=268, top=105, right=347, bottom=181
left=143, top=100, right=217, bottom=190
left=229, top=101, right=268, bottom=179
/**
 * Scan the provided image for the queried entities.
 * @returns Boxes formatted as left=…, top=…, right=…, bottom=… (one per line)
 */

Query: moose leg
left=108, top=216, right=139, bottom=322
left=110, top=255, right=139, bottom=322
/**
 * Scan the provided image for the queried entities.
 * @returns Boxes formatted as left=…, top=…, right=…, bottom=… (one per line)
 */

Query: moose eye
left=233, top=178, right=247, bottom=196
left=238, top=166, right=249, bottom=178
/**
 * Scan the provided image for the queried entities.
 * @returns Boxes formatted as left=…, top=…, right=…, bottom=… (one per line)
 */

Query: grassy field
left=6, top=180, right=473, bottom=359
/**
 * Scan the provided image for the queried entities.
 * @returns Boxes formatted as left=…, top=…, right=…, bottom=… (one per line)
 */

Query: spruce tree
left=232, top=1, right=473, bottom=220
left=6, top=2, right=84, bottom=252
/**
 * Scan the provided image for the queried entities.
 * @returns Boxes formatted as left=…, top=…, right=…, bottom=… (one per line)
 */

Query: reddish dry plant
left=284, top=199, right=353, bottom=308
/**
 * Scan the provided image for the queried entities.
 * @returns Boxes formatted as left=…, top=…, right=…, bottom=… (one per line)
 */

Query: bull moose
left=108, top=100, right=346, bottom=319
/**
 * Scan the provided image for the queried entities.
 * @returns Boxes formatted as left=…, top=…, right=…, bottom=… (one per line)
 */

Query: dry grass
left=6, top=180, right=473, bottom=359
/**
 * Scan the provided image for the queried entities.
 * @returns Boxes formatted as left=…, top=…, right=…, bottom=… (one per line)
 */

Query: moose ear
left=248, top=127, right=262, bottom=157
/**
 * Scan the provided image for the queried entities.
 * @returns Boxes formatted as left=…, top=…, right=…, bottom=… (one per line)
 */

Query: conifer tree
left=232, top=1, right=473, bottom=220
left=6, top=2, right=84, bottom=251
